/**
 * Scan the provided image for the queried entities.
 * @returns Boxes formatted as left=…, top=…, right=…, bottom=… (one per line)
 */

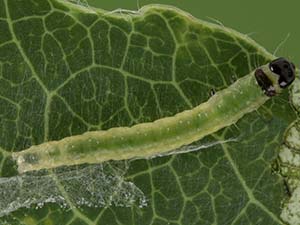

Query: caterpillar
left=12, top=58, right=296, bottom=174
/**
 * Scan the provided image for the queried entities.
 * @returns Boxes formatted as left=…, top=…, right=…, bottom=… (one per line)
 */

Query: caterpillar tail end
left=12, top=143, right=58, bottom=174
left=12, top=149, right=45, bottom=174
left=12, top=152, right=31, bottom=174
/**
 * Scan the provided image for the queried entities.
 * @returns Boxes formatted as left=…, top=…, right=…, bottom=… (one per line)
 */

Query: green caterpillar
left=12, top=58, right=296, bottom=173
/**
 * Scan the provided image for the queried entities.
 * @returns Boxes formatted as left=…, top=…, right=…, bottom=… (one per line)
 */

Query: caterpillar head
left=255, top=57, right=296, bottom=97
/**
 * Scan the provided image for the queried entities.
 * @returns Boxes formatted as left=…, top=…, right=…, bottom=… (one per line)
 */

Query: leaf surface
left=0, top=0, right=297, bottom=224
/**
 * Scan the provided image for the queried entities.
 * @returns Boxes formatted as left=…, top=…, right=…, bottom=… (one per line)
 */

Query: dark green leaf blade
left=0, top=0, right=296, bottom=224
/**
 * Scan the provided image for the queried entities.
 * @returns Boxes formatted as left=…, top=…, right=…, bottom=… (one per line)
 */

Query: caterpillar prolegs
left=12, top=58, right=296, bottom=173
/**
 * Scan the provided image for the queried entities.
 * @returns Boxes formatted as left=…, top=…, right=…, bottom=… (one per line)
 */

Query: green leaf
left=0, top=0, right=297, bottom=224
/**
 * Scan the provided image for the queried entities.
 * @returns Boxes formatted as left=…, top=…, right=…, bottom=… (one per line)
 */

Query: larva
left=12, top=58, right=296, bottom=174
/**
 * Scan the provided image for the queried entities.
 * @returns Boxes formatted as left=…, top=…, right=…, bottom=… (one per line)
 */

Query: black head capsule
left=255, top=57, right=296, bottom=97
left=269, top=57, right=295, bottom=88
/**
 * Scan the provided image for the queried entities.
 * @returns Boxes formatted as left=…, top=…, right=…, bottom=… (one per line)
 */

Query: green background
left=87, top=0, right=300, bottom=68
